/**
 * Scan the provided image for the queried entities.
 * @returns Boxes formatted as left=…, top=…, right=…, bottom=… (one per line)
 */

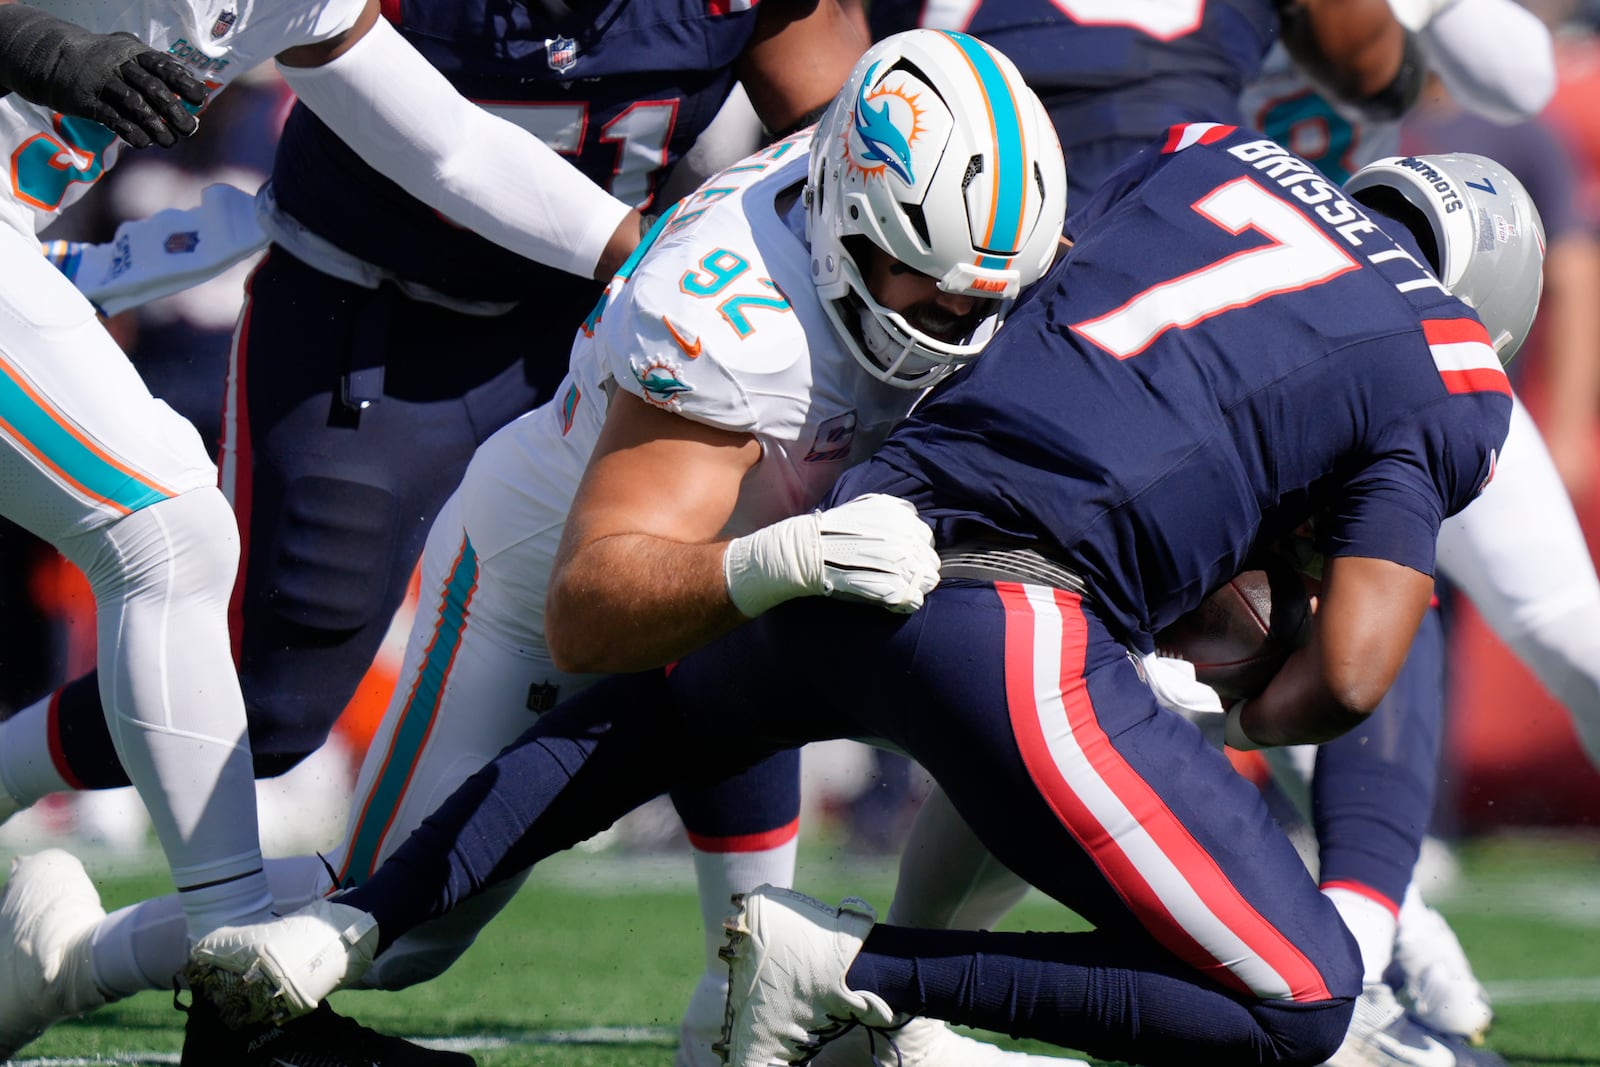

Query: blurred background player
left=869, top=0, right=1420, bottom=202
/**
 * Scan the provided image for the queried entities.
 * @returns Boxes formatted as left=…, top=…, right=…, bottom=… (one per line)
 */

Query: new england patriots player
left=0, top=0, right=736, bottom=1061
left=1238, top=10, right=1584, bottom=1062
left=178, top=131, right=1545, bottom=1066
left=4, top=29, right=1068, bottom=1067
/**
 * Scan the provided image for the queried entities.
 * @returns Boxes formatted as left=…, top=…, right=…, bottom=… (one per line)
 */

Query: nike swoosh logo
left=1370, top=1029, right=1456, bottom=1067
left=662, top=316, right=702, bottom=357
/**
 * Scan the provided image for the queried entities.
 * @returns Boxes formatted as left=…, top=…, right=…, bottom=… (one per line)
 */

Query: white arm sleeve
left=1437, top=395, right=1600, bottom=772
left=1420, top=0, right=1556, bottom=124
left=275, top=17, right=633, bottom=281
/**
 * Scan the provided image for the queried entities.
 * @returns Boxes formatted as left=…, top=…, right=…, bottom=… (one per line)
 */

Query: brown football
left=1154, top=561, right=1313, bottom=702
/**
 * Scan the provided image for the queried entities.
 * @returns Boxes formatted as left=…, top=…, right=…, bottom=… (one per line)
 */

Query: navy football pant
left=43, top=248, right=798, bottom=845
left=1311, top=608, right=1445, bottom=908
left=344, top=579, right=1360, bottom=1065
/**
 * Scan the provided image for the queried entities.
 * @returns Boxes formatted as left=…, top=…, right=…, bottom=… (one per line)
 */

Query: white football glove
left=723, top=492, right=940, bottom=618
left=1385, top=0, right=1459, bottom=32
left=41, top=183, right=267, bottom=317
left=184, top=899, right=377, bottom=1026
left=1142, top=651, right=1227, bottom=750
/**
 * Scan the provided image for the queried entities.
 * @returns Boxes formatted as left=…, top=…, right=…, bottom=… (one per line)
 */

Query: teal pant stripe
left=343, top=534, right=480, bottom=884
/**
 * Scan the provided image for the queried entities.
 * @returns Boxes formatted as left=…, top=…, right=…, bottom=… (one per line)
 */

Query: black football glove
left=0, top=5, right=208, bottom=148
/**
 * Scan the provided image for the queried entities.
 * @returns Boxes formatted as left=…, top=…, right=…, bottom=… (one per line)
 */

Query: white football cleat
left=676, top=969, right=729, bottom=1067
left=717, top=886, right=895, bottom=1066
left=0, top=850, right=110, bottom=1060
left=185, top=898, right=377, bottom=1028
left=1326, top=984, right=1507, bottom=1067
left=810, top=1014, right=1091, bottom=1066
left=1394, top=895, right=1494, bottom=1043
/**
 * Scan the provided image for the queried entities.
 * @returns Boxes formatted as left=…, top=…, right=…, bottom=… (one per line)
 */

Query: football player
left=3, top=29, right=1069, bottom=1067
left=1239, top=8, right=1591, bottom=1062
left=178, top=134, right=1546, bottom=1066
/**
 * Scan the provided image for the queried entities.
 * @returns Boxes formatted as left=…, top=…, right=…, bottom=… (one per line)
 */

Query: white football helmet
left=806, top=30, right=1067, bottom=388
left=1345, top=153, right=1546, bottom=364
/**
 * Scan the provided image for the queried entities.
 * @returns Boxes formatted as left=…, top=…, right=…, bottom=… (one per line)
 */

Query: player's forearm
left=545, top=534, right=747, bottom=675
left=1231, top=554, right=1432, bottom=747
left=1282, top=0, right=1422, bottom=119
left=276, top=16, right=634, bottom=282
left=1422, top=0, right=1554, bottom=123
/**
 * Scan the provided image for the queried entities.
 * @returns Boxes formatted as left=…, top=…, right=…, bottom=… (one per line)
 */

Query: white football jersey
left=0, top=0, right=364, bottom=237
left=1240, top=44, right=1399, bottom=186
left=463, top=130, right=923, bottom=568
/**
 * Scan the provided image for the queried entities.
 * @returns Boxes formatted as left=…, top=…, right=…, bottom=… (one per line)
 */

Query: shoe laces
left=799, top=1014, right=907, bottom=1066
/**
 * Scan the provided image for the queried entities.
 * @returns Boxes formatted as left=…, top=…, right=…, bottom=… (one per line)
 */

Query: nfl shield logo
left=164, top=230, right=200, bottom=254
left=546, top=35, right=579, bottom=74
left=211, top=9, right=237, bottom=37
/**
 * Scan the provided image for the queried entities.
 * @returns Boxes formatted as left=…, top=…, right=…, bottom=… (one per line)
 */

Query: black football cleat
left=179, top=990, right=475, bottom=1066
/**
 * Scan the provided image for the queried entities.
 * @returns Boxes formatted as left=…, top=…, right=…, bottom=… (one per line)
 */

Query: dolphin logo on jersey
left=850, top=63, right=922, bottom=185
left=632, top=358, right=694, bottom=411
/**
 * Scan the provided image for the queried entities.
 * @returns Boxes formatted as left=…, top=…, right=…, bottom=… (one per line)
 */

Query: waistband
left=938, top=541, right=1088, bottom=598
left=256, top=183, right=521, bottom=318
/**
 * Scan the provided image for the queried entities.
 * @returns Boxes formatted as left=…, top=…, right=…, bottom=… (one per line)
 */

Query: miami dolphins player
left=3, top=28, right=1069, bottom=1067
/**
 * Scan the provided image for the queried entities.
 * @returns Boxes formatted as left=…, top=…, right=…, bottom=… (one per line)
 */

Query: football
left=1154, top=560, right=1314, bottom=702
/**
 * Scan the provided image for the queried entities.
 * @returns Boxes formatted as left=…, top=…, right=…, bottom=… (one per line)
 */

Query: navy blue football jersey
left=869, top=0, right=1275, bottom=151
left=832, top=124, right=1513, bottom=649
left=271, top=0, right=761, bottom=302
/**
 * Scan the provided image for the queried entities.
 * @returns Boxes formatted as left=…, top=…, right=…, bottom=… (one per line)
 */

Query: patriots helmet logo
left=847, top=61, right=926, bottom=186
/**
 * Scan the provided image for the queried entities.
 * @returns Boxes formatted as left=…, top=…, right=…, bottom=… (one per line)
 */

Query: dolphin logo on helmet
left=807, top=30, right=1068, bottom=389
left=853, top=62, right=915, bottom=184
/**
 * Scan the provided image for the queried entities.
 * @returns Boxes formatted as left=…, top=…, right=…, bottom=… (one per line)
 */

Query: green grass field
left=6, top=833, right=1598, bottom=1065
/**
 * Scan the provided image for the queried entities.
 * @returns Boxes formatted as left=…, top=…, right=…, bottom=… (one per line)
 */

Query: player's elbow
left=1315, top=667, right=1389, bottom=732
left=544, top=588, right=595, bottom=674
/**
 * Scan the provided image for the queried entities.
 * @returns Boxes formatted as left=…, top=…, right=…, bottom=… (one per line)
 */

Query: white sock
left=0, top=692, right=72, bottom=807
left=90, top=897, right=188, bottom=999
left=887, top=787, right=1031, bottom=930
left=1324, top=885, right=1400, bottom=985
left=692, top=839, right=798, bottom=973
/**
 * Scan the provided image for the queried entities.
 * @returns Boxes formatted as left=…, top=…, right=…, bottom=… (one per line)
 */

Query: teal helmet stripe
left=938, top=30, right=1027, bottom=258
left=0, top=364, right=168, bottom=514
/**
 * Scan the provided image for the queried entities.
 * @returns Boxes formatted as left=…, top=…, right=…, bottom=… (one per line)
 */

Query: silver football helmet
left=1345, top=152, right=1546, bottom=364
left=806, top=30, right=1067, bottom=388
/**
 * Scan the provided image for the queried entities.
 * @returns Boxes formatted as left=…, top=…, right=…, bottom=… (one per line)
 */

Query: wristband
left=1225, top=700, right=1261, bottom=751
